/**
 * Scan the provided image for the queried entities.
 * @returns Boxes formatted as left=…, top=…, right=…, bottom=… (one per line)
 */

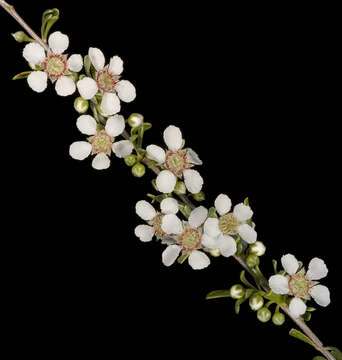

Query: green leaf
left=289, top=329, right=318, bottom=350
left=306, top=307, right=316, bottom=312
left=272, top=259, right=278, bottom=274
left=206, top=290, right=230, bottom=300
left=303, top=312, right=312, bottom=321
left=12, top=71, right=32, bottom=80
left=240, top=270, right=257, bottom=289
left=178, top=202, right=192, bottom=219
left=312, top=357, right=327, bottom=360
left=208, top=207, right=217, bottom=218
left=84, top=55, right=92, bottom=77
left=142, top=122, right=152, bottom=131
left=130, top=135, right=138, bottom=143
left=235, top=298, right=244, bottom=314
left=327, top=347, right=342, bottom=360
left=41, top=8, right=60, bottom=41
left=243, top=197, right=249, bottom=206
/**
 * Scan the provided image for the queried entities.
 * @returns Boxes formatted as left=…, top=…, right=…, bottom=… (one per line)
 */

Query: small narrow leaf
left=289, top=329, right=318, bottom=350
left=84, top=55, right=92, bottom=77
left=177, top=252, right=190, bottom=264
left=208, top=207, right=217, bottom=218
left=130, top=135, right=138, bottom=143
left=142, top=122, right=152, bottom=131
left=240, top=270, right=257, bottom=289
left=206, top=290, right=230, bottom=300
left=41, top=8, right=60, bottom=41
left=272, top=259, right=278, bottom=274
left=235, top=299, right=243, bottom=314
left=327, top=347, right=342, bottom=360
left=178, top=203, right=192, bottom=219
left=313, top=357, right=327, bottom=360
left=243, top=197, right=249, bottom=206
left=306, top=307, right=316, bottom=312
left=12, top=71, right=32, bottom=80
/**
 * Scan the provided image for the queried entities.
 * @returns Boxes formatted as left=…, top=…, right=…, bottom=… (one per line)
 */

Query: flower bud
left=230, top=285, right=245, bottom=299
left=272, top=312, right=285, bottom=326
left=193, top=191, right=205, bottom=202
left=246, top=254, right=260, bottom=268
left=249, top=241, right=266, bottom=256
left=74, top=97, right=89, bottom=113
left=124, top=154, right=137, bottom=167
left=257, top=307, right=271, bottom=323
left=132, top=163, right=146, bottom=177
left=128, top=113, right=144, bottom=127
left=209, top=248, right=221, bottom=257
left=12, top=31, right=33, bottom=43
left=173, top=181, right=186, bottom=195
left=249, top=294, right=264, bottom=311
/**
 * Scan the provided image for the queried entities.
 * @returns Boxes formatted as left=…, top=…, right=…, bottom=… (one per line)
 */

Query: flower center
left=43, top=54, right=67, bottom=79
left=96, top=68, right=118, bottom=93
left=178, top=228, right=201, bottom=252
left=88, top=130, right=114, bottom=155
left=151, top=213, right=166, bottom=239
left=165, top=150, right=188, bottom=176
left=288, top=273, right=310, bottom=298
left=219, top=213, right=239, bottom=236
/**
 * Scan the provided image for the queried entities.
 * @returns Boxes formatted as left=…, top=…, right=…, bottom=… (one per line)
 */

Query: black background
left=1, top=1, right=340, bottom=358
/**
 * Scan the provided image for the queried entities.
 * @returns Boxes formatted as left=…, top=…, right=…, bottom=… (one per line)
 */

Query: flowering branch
left=1, top=3, right=339, bottom=360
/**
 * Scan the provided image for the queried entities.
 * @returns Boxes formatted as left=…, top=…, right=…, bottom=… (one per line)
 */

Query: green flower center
left=219, top=213, right=239, bottom=236
left=43, top=54, right=67, bottom=79
left=288, top=273, right=310, bottom=298
left=165, top=150, right=188, bottom=176
left=96, top=68, right=118, bottom=93
left=178, top=228, right=201, bottom=252
left=88, top=130, right=113, bottom=155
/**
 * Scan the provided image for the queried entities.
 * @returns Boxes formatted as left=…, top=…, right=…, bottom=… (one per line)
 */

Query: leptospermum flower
left=76, top=48, right=136, bottom=116
left=22, top=31, right=82, bottom=95
left=147, top=125, right=203, bottom=194
left=269, top=254, right=330, bottom=318
left=69, top=114, right=133, bottom=170
left=203, top=194, right=257, bottom=245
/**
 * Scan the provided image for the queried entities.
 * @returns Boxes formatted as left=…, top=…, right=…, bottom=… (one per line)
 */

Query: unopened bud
left=257, top=307, right=271, bottom=323
left=230, top=285, right=245, bottom=299
left=174, top=181, right=186, bottom=195
left=272, top=312, right=285, bottom=326
left=193, top=191, right=205, bottom=202
left=249, top=241, right=266, bottom=256
left=128, top=113, right=144, bottom=127
left=249, top=294, right=264, bottom=311
left=12, top=31, right=33, bottom=43
left=74, top=97, right=89, bottom=113
left=124, top=154, right=137, bottom=167
left=246, top=254, right=260, bottom=268
left=132, top=163, right=145, bottom=177
left=209, top=248, right=221, bottom=257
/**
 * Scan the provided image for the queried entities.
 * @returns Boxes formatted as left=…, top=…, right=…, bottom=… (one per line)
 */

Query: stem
left=0, top=0, right=50, bottom=52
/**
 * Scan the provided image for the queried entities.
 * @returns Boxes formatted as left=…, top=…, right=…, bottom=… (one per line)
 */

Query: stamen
left=43, top=54, right=67, bottom=80
left=88, top=130, right=114, bottom=155
left=165, top=150, right=188, bottom=176
left=178, top=228, right=201, bottom=252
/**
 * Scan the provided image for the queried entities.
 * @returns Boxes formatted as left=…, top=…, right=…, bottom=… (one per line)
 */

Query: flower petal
left=237, top=224, right=257, bottom=244
left=67, top=54, right=83, bottom=72
left=27, top=71, right=48, bottom=93
left=186, top=148, right=202, bottom=165
left=76, top=115, right=97, bottom=135
left=163, top=125, right=182, bottom=151
left=146, top=144, right=166, bottom=163
left=88, top=47, right=105, bottom=71
left=135, top=200, right=157, bottom=221
left=161, top=214, right=183, bottom=235
left=201, top=234, right=219, bottom=249
left=48, top=31, right=69, bottom=54
left=55, top=76, right=76, bottom=96
left=91, top=153, right=110, bottom=170
left=233, top=203, right=253, bottom=222
left=188, top=206, right=208, bottom=228
left=77, top=77, right=98, bottom=100
left=134, top=225, right=155, bottom=242
left=289, top=298, right=307, bottom=318
left=108, top=55, right=123, bottom=75
left=162, top=245, right=182, bottom=266
left=310, top=285, right=330, bottom=307
left=306, top=258, right=328, bottom=280
left=104, top=114, right=125, bottom=137
left=156, top=170, right=177, bottom=193
left=22, top=42, right=45, bottom=65
left=217, top=234, right=237, bottom=257
left=188, top=250, right=210, bottom=270
left=183, top=169, right=203, bottom=194
left=214, top=194, right=232, bottom=216
left=115, top=80, right=136, bottom=102
left=281, top=254, right=299, bottom=275
left=101, top=92, right=121, bottom=116
left=112, top=140, right=133, bottom=158
left=69, top=141, right=92, bottom=160
left=160, top=198, right=179, bottom=214
left=204, top=218, right=221, bottom=237
left=268, top=275, right=290, bottom=295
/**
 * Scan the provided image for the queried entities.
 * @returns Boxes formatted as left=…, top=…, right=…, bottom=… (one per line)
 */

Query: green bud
left=12, top=31, right=34, bottom=43
left=209, top=248, right=221, bottom=257
left=246, top=254, right=260, bottom=268
left=74, top=97, right=89, bottom=114
left=249, top=241, right=266, bottom=256
left=193, top=191, right=205, bottom=202
left=132, top=163, right=145, bottom=177
left=128, top=113, right=144, bottom=127
left=173, top=181, right=186, bottom=195
left=124, top=154, right=137, bottom=167
left=272, top=312, right=285, bottom=326
left=249, top=294, right=264, bottom=311
left=257, top=307, right=271, bottom=323
left=230, top=285, right=245, bottom=299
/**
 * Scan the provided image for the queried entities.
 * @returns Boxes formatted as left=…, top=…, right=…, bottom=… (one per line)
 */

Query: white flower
left=69, top=114, right=132, bottom=169
left=203, top=193, right=256, bottom=246
left=268, top=254, right=330, bottom=318
left=23, top=31, right=82, bottom=96
left=147, top=125, right=203, bottom=194
left=76, top=48, right=136, bottom=115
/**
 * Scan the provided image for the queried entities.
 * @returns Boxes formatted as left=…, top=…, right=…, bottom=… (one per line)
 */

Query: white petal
left=289, top=298, right=307, bottom=318
left=135, top=200, right=157, bottom=221
left=188, top=250, right=210, bottom=270
left=186, top=148, right=202, bottom=165
left=237, top=224, right=257, bottom=244
left=134, top=225, right=155, bottom=242
left=76, top=115, right=97, bottom=135
left=67, top=54, right=83, bottom=72
left=105, top=114, right=125, bottom=137
left=55, top=76, right=76, bottom=96
left=204, top=218, right=221, bottom=237
left=306, top=258, right=328, bottom=280
left=91, top=153, right=110, bottom=170
left=214, top=194, right=232, bottom=216
left=183, top=169, right=203, bottom=194
left=163, top=125, right=183, bottom=151
left=156, top=170, right=177, bottom=193
left=69, top=141, right=92, bottom=160
left=101, top=92, right=121, bottom=116
left=88, top=47, right=105, bottom=71
left=188, top=206, right=208, bottom=228
left=201, top=234, right=219, bottom=249
left=310, top=285, right=330, bottom=307
left=27, top=71, right=48, bottom=93
left=115, top=80, right=136, bottom=102
left=162, top=245, right=182, bottom=266
left=22, top=42, right=45, bottom=65
left=146, top=145, right=166, bottom=163
left=217, top=234, right=237, bottom=257
left=268, top=275, right=290, bottom=295
left=77, top=77, right=98, bottom=100
left=48, top=31, right=69, bottom=54
left=161, top=214, right=183, bottom=235
left=108, top=55, right=123, bottom=75
left=233, top=203, right=253, bottom=222
left=281, top=254, right=299, bottom=275
left=112, top=140, right=133, bottom=158
left=160, top=198, right=179, bottom=215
